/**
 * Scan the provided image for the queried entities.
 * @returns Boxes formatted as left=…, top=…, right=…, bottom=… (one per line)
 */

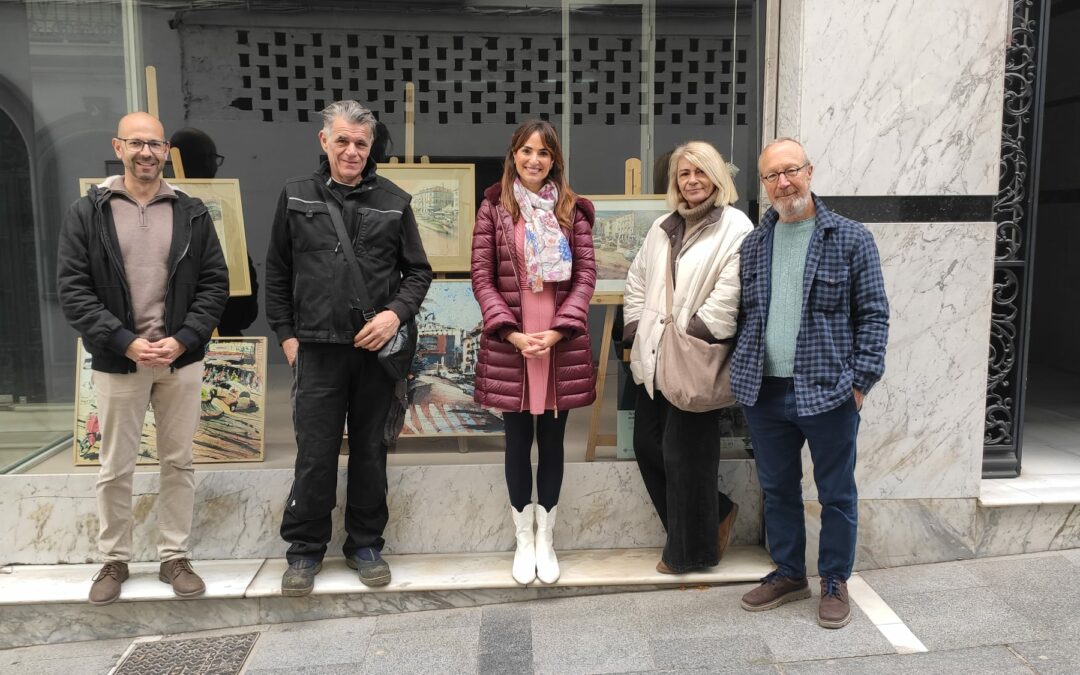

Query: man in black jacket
left=266, top=100, right=431, bottom=595
left=57, top=112, right=229, bottom=606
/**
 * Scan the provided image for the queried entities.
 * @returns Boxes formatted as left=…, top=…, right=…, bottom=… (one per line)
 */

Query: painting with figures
left=586, top=195, right=670, bottom=282
left=73, top=337, right=267, bottom=465
left=403, top=280, right=503, bottom=437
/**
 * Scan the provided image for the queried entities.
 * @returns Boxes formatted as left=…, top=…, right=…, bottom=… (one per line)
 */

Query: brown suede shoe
left=656, top=560, right=677, bottom=574
left=718, top=503, right=739, bottom=560
left=818, top=577, right=851, bottom=628
left=159, top=558, right=206, bottom=598
left=740, top=571, right=811, bottom=611
left=89, top=561, right=129, bottom=606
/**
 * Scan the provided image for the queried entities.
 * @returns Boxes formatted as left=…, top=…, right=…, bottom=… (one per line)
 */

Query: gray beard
left=775, top=192, right=811, bottom=221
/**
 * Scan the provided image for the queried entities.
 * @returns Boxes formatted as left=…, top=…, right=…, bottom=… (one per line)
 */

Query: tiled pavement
left=2, top=549, right=1079, bottom=674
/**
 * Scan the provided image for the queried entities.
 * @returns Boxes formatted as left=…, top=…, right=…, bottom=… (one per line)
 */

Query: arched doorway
left=0, top=108, right=45, bottom=404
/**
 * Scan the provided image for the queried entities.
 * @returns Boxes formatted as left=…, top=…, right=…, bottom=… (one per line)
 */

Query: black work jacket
left=265, top=160, right=433, bottom=345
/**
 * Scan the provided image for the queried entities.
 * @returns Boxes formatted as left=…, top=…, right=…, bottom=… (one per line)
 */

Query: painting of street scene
left=402, top=280, right=504, bottom=437
left=379, top=164, right=475, bottom=271
left=588, top=196, right=669, bottom=281
left=73, top=337, right=267, bottom=465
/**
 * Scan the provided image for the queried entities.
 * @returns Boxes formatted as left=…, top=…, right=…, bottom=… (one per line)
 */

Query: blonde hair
left=666, top=141, right=739, bottom=210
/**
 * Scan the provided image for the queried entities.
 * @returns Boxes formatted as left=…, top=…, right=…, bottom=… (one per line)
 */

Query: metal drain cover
left=113, top=632, right=260, bottom=675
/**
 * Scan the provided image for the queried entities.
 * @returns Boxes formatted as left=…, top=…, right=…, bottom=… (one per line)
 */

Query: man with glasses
left=732, top=137, right=889, bottom=628
left=57, top=112, right=229, bottom=606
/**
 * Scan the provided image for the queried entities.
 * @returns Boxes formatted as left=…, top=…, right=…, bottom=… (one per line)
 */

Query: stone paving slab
left=882, top=585, right=1046, bottom=651
left=1009, top=638, right=1080, bottom=674
left=780, top=645, right=1033, bottom=674
left=0, top=637, right=131, bottom=675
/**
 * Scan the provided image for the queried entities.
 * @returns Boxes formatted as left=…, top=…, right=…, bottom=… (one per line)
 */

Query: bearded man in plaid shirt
left=732, top=138, right=889, bottom=629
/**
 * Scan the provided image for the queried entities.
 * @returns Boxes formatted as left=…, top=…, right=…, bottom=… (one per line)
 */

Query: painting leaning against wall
left=73, top=337, right=268, bottom=465
left=403, top=280, right=504, bottom=437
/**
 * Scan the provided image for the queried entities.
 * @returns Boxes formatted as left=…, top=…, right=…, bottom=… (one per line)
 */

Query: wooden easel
left=584, top=158, right=640, bottom=461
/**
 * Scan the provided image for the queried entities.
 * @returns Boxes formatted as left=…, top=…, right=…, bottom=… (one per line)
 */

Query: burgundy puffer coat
left=471, top=183, right=597, bottom=413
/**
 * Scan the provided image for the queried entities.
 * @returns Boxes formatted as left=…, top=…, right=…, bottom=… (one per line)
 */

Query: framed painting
left=378, top=163, right=476, bottom=273
left=585, top=195, right=669, bottom=282
left=78, top=177, right=253, bottom=297
left=73, top=337, right=268, bottom=465
left=403, top=279, right=504, bottom=437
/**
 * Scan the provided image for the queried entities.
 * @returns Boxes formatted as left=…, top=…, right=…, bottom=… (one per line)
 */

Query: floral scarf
left=513, top=178, right=572, bottom=292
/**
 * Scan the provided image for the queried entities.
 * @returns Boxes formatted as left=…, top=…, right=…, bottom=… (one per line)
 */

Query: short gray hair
left=321, top=100, right=377, bottom=136
left=761, top=137, right=811, bottom=164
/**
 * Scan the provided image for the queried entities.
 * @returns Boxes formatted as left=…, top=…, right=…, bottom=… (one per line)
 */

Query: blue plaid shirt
left=731, top=195, right=889, bottom=416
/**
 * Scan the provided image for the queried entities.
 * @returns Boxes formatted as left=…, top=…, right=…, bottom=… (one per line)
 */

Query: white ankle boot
left=534, top=504, right=560, bottom=583
left=510, top=504, right=536, bottom=585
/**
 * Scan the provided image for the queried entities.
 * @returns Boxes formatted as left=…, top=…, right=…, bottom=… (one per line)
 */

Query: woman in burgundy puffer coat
left=471, top=119, right=596, bottom=585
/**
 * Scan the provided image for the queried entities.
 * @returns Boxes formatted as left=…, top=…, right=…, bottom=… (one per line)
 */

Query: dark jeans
left=280, top=343, right=393, bottom=563
left=742, top=376, right=860, bottom=580
left=503, top=410, right=568, bottom=512
left=634, top=385, right=734, bottom=572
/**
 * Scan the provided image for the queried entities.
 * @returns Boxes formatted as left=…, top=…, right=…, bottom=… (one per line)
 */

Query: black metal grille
left=984, top=0, right=1049, bottom=478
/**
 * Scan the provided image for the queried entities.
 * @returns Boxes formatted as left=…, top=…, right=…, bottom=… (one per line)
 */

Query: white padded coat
left=623, top=205, right=754, bottom=398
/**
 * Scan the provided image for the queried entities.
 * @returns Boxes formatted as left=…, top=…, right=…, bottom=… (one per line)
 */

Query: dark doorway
left=1022, top=0, right=1080, bottom=476
left=0, top=108, right=45, bottom=404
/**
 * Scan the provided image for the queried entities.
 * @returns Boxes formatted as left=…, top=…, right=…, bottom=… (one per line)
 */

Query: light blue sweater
left=763, top=217, right=816, bottom=377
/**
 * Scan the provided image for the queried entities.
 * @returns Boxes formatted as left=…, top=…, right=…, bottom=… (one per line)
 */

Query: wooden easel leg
left=586, top=304, right=617, bottom=461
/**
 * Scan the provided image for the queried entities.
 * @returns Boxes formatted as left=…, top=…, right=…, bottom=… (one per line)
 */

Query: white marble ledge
left=979, top=475, right=1080, bottom=507
left=246, top=547, right=774, bottom=598
left=0, top=558, right=265, bottom=606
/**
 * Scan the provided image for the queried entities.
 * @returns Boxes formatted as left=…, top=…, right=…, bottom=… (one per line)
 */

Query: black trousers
left=634, top=384, right=733, bottom=572
left=503, top=410, right=568, bottom=512
left=280, top=343, right=393, bottom=563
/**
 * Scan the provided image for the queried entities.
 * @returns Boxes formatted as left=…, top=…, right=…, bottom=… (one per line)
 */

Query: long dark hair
left=499, top=119, right=579, bottom=229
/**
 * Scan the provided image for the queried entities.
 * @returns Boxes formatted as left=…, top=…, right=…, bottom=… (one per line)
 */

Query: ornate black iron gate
left=984, top=0, right=1050, bottom=478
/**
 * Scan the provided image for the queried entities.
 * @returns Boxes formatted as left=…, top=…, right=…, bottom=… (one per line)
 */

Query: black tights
left=503, top=410, right=568, bottom=512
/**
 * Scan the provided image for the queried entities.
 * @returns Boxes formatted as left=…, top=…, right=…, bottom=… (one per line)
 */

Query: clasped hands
left=124, top=337, right=186, bottom=367
left=507, top=330, right=563, bottom=359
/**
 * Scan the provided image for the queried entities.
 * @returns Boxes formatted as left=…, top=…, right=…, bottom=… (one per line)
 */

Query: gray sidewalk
left=3, top=549, right=1079, bottom=674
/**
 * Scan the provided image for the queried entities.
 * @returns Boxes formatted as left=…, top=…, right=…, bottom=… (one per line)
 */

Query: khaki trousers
left=93, top=361, right=202, bottom=562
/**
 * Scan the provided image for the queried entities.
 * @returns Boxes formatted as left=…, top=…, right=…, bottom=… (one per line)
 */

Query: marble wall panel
left=798, top=498, right=978, bottom=576
left=0, top=460, right=762, bottom=564
left=975, top=503, right=1080, bottom=558
left=795, top=222, right=994, bottom=502
left=775, top=0, right=1008, bottom=196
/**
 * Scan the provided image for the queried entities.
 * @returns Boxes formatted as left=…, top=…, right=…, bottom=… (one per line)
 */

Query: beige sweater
left=624, top=205, right=754, bottom=398
left=105, top=176, right=177, bottom=341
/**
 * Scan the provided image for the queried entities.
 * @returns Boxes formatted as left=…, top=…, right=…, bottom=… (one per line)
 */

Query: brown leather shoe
left=89, top=561, right=129, bottom=606
left=718, top=502, right=739, bottom=560
left=818, top=577, right=851, bottom=628
left=159, top=558, right=206, bottom=598
left=656, top=559, right=677, bottom=574
left=740, top=570, right=811, bottom=611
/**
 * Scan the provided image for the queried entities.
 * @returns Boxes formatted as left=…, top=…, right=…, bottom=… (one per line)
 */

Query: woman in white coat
left=623, top=141, right=753, bottom=573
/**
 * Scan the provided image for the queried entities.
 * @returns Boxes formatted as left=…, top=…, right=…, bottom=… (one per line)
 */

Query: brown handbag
left=654, top=255, right=736, bottom=412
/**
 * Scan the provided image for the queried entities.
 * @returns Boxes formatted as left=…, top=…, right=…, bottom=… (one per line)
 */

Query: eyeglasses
left=761, top=163, right=810, bottom=184
left=116, top=137, right=170, bottom=154
left=212, top=154, right=225, bottom=168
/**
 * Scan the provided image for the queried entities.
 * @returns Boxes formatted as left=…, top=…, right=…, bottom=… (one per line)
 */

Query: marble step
left=0, top=547, right=774, bottom=649
left=0, top=546, right=773, bottom=605
left=978, top=475, right=1080, bottom=507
